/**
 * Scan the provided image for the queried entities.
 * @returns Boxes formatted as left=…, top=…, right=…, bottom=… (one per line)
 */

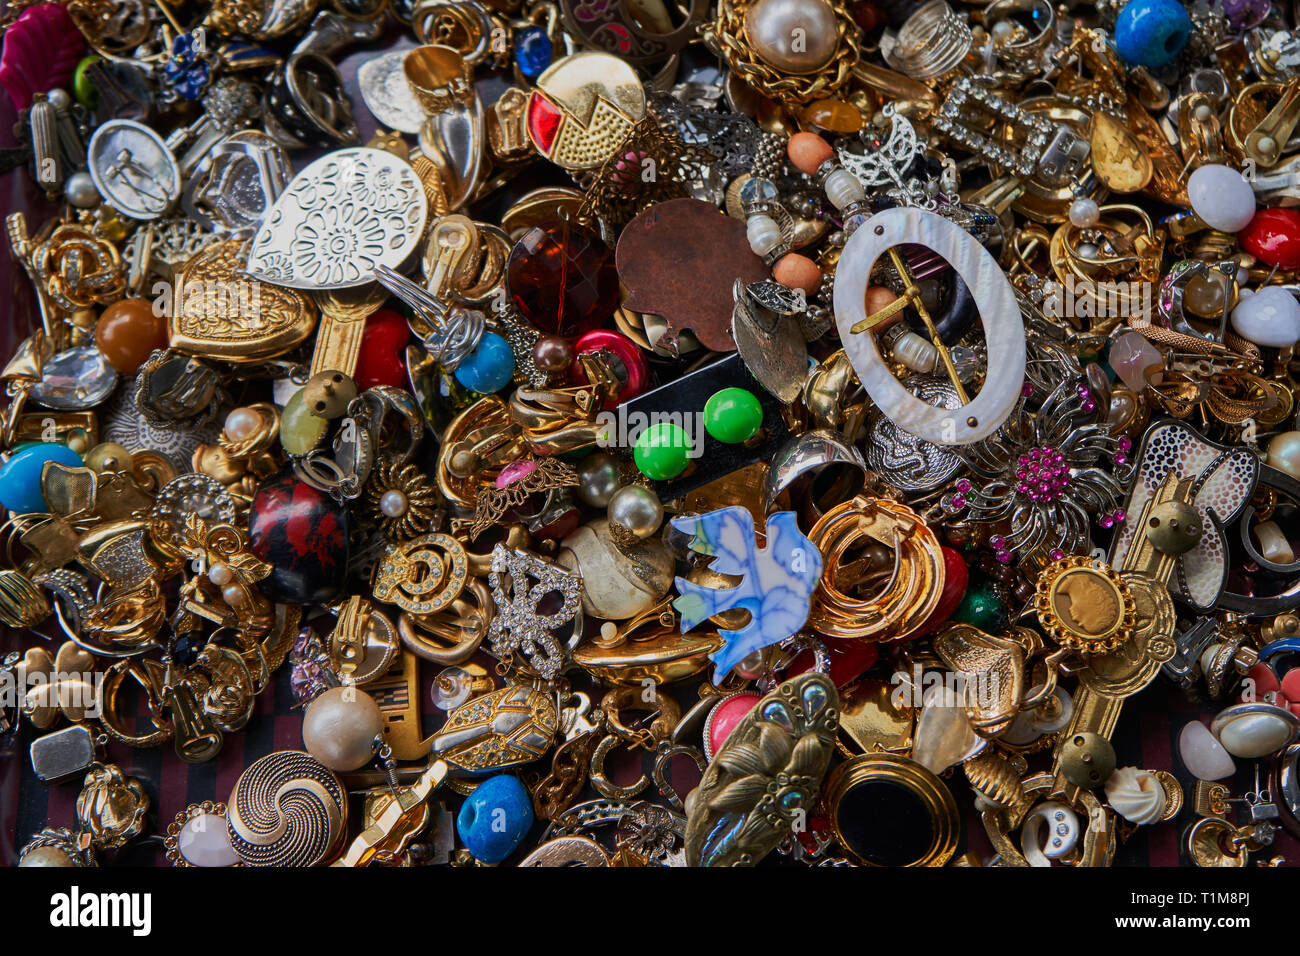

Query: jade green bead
left=950, top=583, right=1008, bottom=632
left=280, top=389, right=328, bottom=457
left=633, top=422, right=692, bottom=480
left=703, top=387, right=763, bottom=444
left=73, top=56, right=100, bottom=108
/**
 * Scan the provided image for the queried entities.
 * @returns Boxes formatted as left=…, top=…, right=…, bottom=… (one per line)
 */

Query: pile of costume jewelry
left=4, top=0, right=1300, bottom=869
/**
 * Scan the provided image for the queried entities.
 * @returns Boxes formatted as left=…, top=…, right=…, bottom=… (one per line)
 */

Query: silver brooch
left=486, top=545, right=583, bottom=681
left=245, top=147, right=428, bottom=290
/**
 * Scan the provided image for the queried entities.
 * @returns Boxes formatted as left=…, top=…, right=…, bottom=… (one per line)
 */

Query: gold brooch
left=372, top=532, right=469, bottom=614
left=169, top=239, right=317, bottom=362
left=1034, top=556, right=1136, bottom=655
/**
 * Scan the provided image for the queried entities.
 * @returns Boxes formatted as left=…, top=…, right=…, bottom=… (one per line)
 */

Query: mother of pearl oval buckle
left=833, top=206, right=1026, bottom=445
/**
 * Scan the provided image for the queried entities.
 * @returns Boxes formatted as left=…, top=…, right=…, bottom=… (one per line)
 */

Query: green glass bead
left=280, top=389, right=328, bottom=457
left=703, top=387, right=763, bottom=444
left=950, top=583, right=1008, bottom=632
left=633, top=422, right=692, bottom=480
left=73, top=55, right=101, bottom=109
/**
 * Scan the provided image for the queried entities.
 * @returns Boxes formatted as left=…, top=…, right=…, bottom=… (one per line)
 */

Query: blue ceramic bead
left=0, top=443, right=84, bottom=515
left=453, top=331, right=515, bottom=393
left=456, top=774, right=534, bottom=864
left=1114, top=0, right=1191, bottom=69
left=514, top=27, right=553, bottom=80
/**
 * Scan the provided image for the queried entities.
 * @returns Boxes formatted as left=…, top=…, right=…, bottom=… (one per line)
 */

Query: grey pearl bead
left=576, top=452, right=621, bottom=508
left=46, top=88, right=71, bottom=110
left=64, top=172, right=100, bottom=209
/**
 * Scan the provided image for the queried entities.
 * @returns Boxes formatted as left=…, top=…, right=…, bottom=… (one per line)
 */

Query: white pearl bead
left=607, top=484, right=663, bottom=538
left=1230, top=286, right=1300, bottom=348
left=1076, top=242, right=1098, bottom=258
left=303, top=686, right=383, bottom=771
left=1187, top=164, right=1257, bottom=232
left=1215, top=708, right=1297, bottom=759
left=746, top=214, right=783, bottom=257
left=221, top=584, right=246, bottom=607
left=207, top=562, right=233, bottom=587
left=1267, top=430, right=1300, bottom=479
left=379, top=489, right=409, bottom=518
left=1068, top=197, right=1100, bottom=228
left=743, top=0, right=840, bottom=74
left=824, top=168, right=865, bottom=210
left=224, top=407, right=261, bottom=442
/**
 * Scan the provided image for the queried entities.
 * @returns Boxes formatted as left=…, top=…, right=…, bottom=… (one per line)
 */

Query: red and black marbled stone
left=249, top=471, right=349, bottom=605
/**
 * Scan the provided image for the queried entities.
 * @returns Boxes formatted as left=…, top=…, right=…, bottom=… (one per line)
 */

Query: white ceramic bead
left=1178, top=719, right=1235, bottom=780
left=889, top=330, right=938, bottom=372
left=1187, top=164, right=1257, bottom=232
left=1230, top=286, right=1300, bottom=348
left=824, top=168, right=866, bottom=210
left=1021, top=801, right=1079, bottom=866
left=1068, top=197, right=1100, bottom=228
left=746, top=214, right=783, bottom=257
left=1104, top=767, right=1166, bottom=825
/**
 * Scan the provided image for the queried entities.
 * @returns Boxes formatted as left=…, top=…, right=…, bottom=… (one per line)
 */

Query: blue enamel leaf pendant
left=671, top=506, right=823, bottom=684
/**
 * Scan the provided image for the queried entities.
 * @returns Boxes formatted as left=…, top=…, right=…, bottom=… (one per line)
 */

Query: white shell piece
left=833, top=207, right=1025, bottom=444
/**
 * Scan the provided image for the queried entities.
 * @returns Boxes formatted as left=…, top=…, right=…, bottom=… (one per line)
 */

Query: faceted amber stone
left=800, top=98, right=864, bottom=135
left=506, top=219, right=619, bottom=338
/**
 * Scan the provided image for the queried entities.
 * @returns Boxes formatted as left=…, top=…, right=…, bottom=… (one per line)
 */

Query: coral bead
left=773, top=253, right=822, bottom=294
left=787, top=131, right=833, bottom=175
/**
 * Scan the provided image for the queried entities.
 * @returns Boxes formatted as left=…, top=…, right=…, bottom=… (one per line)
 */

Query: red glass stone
left=353, top=308, right=411, bottom=391
left=527, top=93, right=562, bottom=155
left=789, top=639, right=879, bottom=687
left=911, top=546, right=970, bottom=638
left=1238, top=207, right=1300, bottom=271
left=507, top=219, right=619, bottom=338
left=849, top=0, right=885, bottom=32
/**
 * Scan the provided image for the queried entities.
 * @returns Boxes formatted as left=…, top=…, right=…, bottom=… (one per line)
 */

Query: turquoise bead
left=0, top=443, right=84, bottom=515
left=453, top=331, right=515, bottom=394
left=456, top=774, right=534, bottom=864
left=1114, top=0, right=1190, bottom=69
